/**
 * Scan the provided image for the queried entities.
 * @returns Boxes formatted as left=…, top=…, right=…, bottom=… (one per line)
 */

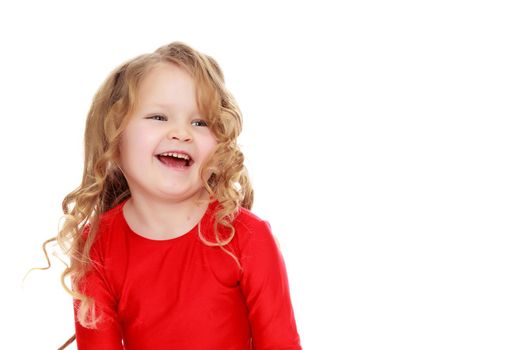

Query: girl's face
left=118, top=62, right=217, bottom=203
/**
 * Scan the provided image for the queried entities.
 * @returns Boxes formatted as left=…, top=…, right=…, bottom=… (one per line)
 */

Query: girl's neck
left=122, top=191, right=212, bottom=240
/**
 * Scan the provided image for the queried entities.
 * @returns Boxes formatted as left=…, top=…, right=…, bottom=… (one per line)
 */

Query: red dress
left=74, top=198, right=302, bottom=349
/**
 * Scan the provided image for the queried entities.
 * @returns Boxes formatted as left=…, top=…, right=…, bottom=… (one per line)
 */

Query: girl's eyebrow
left=141, top=103, right=203, bottom=117
left=148, top=102, right=172, bottom=109
left=148, top=102, right=199, bottom=112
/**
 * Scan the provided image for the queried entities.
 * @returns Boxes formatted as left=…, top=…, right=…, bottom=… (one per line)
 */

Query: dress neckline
left=117, top=197, right=218, bottom=243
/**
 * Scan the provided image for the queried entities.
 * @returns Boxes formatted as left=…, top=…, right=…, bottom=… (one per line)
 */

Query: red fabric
left=74, top=198, right=302, bottom=350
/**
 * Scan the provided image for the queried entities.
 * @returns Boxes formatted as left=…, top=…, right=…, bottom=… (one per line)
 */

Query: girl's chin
left=154, top=187, right=209, bottom=200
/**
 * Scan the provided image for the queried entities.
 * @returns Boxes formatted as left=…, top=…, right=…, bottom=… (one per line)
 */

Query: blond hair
left=36, top=42, right=253, bottom=348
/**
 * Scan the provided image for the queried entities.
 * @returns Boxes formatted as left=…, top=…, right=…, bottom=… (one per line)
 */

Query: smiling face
left=118, top=62, right=218, bottom=203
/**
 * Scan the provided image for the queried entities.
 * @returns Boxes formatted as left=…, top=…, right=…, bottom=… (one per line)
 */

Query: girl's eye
left=192, top=120, right=208, bottom=127
left=147, top=115, right=207, bottom=126
left=148, top=115, right=167, bottom=121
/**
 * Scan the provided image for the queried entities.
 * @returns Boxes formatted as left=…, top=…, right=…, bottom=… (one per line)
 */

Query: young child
left=48, top=42, right=302, bottom=349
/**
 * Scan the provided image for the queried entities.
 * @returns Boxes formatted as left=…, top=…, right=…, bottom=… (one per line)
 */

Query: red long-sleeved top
left=74, top=198, right=302, bottom=349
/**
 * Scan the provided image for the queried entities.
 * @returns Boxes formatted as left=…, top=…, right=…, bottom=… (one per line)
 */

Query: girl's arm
left=74, top=233, right=124, bottom=350
left=240, top=220, right=302, bottom=350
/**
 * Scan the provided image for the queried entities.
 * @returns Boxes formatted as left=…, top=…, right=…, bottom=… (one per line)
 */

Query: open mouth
left=156, top=152, right=194, bottom=168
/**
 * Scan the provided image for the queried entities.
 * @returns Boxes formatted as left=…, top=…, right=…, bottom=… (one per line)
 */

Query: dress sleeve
left=240, top=220, right=302, bottom=350
left=74, top=231, right=124, bottom=350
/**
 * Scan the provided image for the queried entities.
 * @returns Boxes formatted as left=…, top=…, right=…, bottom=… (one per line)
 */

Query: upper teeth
left=159, top=152, right=190, bottom=160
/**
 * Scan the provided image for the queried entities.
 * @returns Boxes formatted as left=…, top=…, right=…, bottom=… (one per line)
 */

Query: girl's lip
left=156, top=150, right=194, bottom=165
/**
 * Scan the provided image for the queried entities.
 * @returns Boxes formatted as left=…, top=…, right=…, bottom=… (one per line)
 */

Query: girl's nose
left=168, top=125, right=192, bottom=142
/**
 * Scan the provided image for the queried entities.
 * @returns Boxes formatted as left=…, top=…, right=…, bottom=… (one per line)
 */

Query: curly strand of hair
left=22, top=237, right=56, bottom=283
left=197, top=220, right=242, bottom=270
left=57, top=334, right=75, bottom=350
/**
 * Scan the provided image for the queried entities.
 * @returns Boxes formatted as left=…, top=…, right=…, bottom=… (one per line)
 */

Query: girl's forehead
left=137, top=67, right=195, bottom=99
left=141, top=66, right=193, bottom=87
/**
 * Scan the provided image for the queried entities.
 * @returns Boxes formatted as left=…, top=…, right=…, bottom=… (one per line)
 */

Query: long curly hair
left=36, top=42, right=253, bottom=349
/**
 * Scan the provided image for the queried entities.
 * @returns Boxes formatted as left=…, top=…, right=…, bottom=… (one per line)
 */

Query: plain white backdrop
left=1, top=0, right=524, bottom=349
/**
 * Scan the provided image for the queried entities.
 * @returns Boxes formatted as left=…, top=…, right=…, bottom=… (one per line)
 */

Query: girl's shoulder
left=99, top=200, right=127, bottom=229
left=82, top=200, right=127, bottom=242
left=80, top=201, right=124, bottom=239
left=232, top=207, right=275, bottom=246
left=235, top=206, right=268, bottom=229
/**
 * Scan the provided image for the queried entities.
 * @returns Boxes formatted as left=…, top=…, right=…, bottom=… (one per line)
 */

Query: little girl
left=47, top=42, right=302, bottom=349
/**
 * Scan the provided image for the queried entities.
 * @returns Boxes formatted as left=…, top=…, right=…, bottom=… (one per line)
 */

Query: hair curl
left=34, top=42, right=253, bottom=349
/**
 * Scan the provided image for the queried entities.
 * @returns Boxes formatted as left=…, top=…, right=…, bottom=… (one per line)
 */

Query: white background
left=1, top=1, right=524, bottom=349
